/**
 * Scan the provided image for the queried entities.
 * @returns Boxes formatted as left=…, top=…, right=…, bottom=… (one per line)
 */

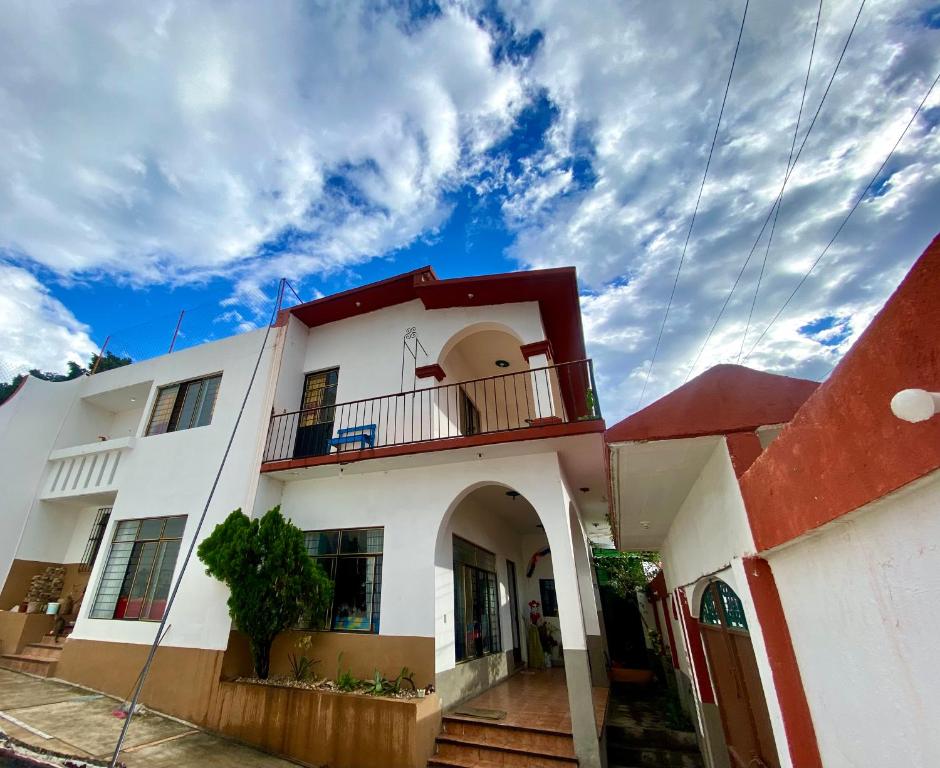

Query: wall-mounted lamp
left=890, top=389, right=940, bottom=423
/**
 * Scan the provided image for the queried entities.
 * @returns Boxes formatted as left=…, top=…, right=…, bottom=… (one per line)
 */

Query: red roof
left=282, top=265, right=587, bottom=363
left=606, top=364, right=819, bottom=443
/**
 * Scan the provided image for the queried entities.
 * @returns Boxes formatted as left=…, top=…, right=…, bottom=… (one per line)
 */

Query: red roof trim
left=285, top=265, right=587, bottom=364
left=415, top=364, right=446, bottom=382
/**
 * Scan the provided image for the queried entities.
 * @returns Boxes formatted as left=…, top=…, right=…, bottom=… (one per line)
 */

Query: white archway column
left=541, top=493, right=603, bottom=768
left=569, top=505, right=609, bottom=688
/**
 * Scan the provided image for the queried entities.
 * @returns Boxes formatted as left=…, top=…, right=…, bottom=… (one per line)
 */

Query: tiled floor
left=451, top=668, right=609, bottom=736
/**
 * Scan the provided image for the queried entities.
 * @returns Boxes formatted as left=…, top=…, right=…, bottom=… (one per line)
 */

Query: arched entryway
left=699, top=580, right=779, bottom=768
left=433, top=482, right=558, bottom=705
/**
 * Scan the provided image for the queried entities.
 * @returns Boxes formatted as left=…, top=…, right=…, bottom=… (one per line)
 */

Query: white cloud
left=497, top=0, right=940, bottom=418
left=0, top=2, right=524, bottom=285
left=0, top=265, right=97, bottom=380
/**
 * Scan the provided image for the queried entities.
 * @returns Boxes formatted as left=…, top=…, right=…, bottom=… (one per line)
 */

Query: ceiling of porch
left=610, top=434, right=721, bottom=550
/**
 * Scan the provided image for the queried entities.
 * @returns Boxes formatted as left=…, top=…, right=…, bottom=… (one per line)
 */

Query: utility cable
left=285, top=279, right=306, bottom=305
left=108, top=278, right=283, bottom=768
left=741, top=69, right=940, bottom=362
left=737, top=0, right=823, bottom=362
left=683, top=0, right=866, bottom=381
left=635, top=0, right=750, bottom=410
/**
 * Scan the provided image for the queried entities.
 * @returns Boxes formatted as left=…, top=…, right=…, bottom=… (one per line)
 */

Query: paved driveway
left=0, top=669, right=297, bottom=767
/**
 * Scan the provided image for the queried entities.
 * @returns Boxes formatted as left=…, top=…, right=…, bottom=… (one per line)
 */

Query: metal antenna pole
left=168, top=311, right=185, bottom=354
left=90, top=336, right=111, bottom=375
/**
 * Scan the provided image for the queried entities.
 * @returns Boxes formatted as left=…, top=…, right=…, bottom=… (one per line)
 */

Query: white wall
left=51, top=328, right=281, bottom=652
left=768, top=470, right=940, bottom=768
left=0, top=376, right=83, bottom=587
left=277, top=300, right=545, bottom=413
left=661, top=439, right=756, bottom=592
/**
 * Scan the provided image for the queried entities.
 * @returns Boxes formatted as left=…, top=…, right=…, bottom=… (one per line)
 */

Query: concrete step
left=607, top=744, right=704, bottom=768
left=441, top=716, right=576, bottom=757
left=607, top=722, right=699, bottom=752
left=24, top=643, right=64, bottom=660
left=434, top=734, right=577, bottom=767
left=0, top=654, right=58, bottom=677
left=38, top=635, right=67, bottom=647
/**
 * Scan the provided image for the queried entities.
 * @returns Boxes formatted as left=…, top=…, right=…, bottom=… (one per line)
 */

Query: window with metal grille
left=453, top=536, right=501, bottom=662
left=145, top=374, right=222, bottom=436
left=457, top=387, right=481, bottom=436
left=301, top=527, right=383, bottom=633
left=79, top=507, right=112, bottom=572
left=89, top=516, right=186, bottom=621
left=699, top=580, right=749, bottom=631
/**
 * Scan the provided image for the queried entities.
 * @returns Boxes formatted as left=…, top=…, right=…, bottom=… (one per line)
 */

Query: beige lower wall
left=214, top=679, right=441, bottom=768
left=436, top=649, right=513, bottom=708
left=0, top=612, right=55, bottom=655
left=55, top=632, right=442, bottom=768
left=222, top=630, right=436, bottom=691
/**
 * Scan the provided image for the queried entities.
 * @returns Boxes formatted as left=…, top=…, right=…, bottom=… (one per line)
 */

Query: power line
left=683, top=0, right=867, bottom=381
left=741, top=69, right=940, bottom=363
left=736, top=0, right=823, bottom=363
left=635, top=0, right=750, bottom=410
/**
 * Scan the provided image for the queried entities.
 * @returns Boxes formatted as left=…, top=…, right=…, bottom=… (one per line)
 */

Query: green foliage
left=0, top=352, right=132, bottom=405
left=287, top=635, right=319, bottom=682
left=365, top=670, right=389, bottom=696
left=197, top=506, right=333, bottom=679
left=594, top=550, right=660, bottom=598
left=392, top=666, right=416, bottom=693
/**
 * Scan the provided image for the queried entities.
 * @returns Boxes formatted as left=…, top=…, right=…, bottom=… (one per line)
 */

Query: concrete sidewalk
left=0, top=669, right=296, bottom=767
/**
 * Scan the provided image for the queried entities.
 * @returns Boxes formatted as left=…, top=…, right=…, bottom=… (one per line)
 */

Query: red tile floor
left=454, top=667, right=609, bottom=736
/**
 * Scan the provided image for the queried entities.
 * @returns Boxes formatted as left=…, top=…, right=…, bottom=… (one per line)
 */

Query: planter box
left=211, top=680, right=441, bottom=768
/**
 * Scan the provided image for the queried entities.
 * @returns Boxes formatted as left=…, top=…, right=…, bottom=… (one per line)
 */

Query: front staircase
left=0, top=635, right=66, bottom=678
left=429, top=714, right=578, bottom=767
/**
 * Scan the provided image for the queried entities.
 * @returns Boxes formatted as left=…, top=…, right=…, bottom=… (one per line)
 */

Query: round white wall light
left=890, top=389, right=940, bottom=423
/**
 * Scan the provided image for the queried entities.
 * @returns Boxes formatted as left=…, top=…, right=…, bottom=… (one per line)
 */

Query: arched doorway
left=433, top=482, right=560, bottom=706
left=699, top=580, right=779, bottom=768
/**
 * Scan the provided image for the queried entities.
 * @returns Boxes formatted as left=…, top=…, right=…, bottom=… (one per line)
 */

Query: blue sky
left=1, top=1, right=938, bottom=420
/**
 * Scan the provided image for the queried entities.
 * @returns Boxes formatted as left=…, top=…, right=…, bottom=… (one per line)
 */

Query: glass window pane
left=194, top=375, right=221, bottom=427
left=174, top=381, right=202, bottom=431
left=163, top=516, right=187, bottom=539
left=700, top=587, right=721, bottom=626
left=340, top=529, right=383, bottom=554
left=717, top=581, right=748, bottom=630
left=138, top=519, right=164, bottom=540
left=539, top=579, right=558, bottom=618
left=305, top=531, right=339, bottom=556
left=146, top=386, right=179, bottom=436
left=143, top=540, right=181, bottom=620
left=331, top=557, right=375, bottom=632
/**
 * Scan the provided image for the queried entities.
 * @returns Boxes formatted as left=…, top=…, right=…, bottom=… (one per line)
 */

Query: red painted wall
left=677, top=589, right=715, bottom=704
left=743, top=557, right=821, bottom=768
left=741, top=234, right=940, bottom=551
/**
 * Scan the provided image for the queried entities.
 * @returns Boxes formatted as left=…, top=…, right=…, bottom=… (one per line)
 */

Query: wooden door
left=294, top=368, right=339, bottom=458
left=699, top=580, right=779, bottom=768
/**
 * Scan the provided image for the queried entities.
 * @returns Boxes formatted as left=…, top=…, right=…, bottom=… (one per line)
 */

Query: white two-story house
left=0, top=265, right=610, bottom=768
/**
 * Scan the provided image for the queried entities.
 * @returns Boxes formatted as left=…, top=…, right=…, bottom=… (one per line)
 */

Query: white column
left=569, top=505, right=609, bottom=687
left=527, top=352, right=559, bottom=421
left=542, top=500, right=603, bottom=768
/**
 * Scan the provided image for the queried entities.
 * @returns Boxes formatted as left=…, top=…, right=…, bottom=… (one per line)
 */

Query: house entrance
left=699, top=580, right=779, bottom=768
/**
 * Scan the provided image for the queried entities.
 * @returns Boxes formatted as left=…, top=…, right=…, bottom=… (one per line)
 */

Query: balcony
left=261, top=360, right=604, bottom=471
left=40, top=437, right=134, bottom=502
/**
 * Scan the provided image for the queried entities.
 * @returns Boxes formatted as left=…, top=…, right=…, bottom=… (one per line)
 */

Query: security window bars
left=302, top=527, right=383, bottom=633
left=454, top=536, right=501, bottom=663
left=79, top=507, right=111, bottom=573
left=89, top=516, right=186, bottom=621
left=699, top=580, right=749, bottom=631
left=146, top=374, right=221, bottom=436
left=539, top=578, right=558, bottom=618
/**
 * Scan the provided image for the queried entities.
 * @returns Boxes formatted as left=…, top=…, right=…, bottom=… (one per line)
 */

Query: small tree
left=197, top=506, right=332, bottom=679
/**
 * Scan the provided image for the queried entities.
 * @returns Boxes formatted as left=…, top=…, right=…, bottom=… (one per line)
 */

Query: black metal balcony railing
left=263, top=359, right=602, bottom=463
